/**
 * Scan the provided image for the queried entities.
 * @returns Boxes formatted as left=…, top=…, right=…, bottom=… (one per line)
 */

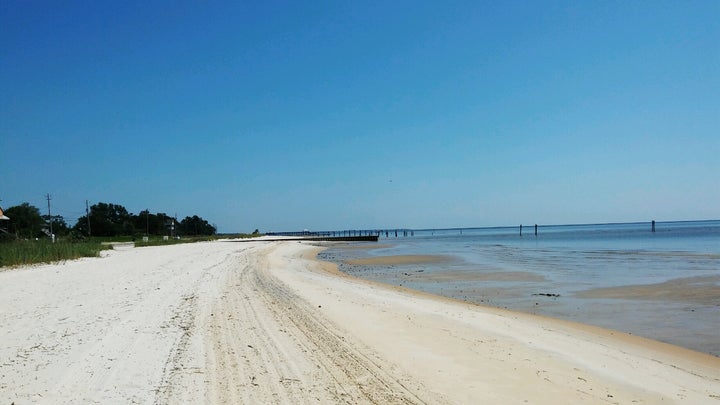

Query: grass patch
left=0, top=240, right=109, bottom=268
left=0, top=233, right=264, bottom=268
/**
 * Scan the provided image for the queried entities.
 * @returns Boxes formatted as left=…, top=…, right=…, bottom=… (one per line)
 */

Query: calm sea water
left=319, top=220, right=720, bottom=355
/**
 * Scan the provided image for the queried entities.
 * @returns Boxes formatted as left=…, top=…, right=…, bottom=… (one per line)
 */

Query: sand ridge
left=575, top=274, right=720, bottom=305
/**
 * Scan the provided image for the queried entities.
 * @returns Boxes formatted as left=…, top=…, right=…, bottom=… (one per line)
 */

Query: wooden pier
left=229, top=235, right=378, bottom=243
left=299, top=235, right=378, bottom=242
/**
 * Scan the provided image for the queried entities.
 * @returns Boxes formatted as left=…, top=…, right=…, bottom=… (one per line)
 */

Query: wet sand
left=405, top=269, right=546, bottom=282
left=344, top=254, right=452, bottom=266
left=331, top=243, right=393, bottom=250
left=322, top=245, right=720, bottom=356
left=575, top=275, right=720, bottom=306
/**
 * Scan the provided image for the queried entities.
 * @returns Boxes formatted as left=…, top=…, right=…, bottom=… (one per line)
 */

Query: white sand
left=1, top=240, right=718, bottom=404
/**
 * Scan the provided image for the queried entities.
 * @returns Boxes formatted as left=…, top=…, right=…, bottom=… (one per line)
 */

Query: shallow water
left=319, top=220, right=720, bottom=356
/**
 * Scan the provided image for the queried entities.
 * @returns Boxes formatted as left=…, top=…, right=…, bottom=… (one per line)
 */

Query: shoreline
left=1, top=241, right=718, bottom=403
left=297, top=242, right=720, bottom=402
left=307, top=244, right=720, bottom=364
left=320, top=242, right=720, bottom=357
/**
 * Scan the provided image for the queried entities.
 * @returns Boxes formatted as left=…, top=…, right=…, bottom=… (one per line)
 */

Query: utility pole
left=46, top=193, right=54, bottom=242
left=86, top=200, right=92, bottom=237
left=146, top=209, right=149, bottom=236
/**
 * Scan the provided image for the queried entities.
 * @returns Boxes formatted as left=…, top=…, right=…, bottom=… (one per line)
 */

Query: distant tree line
left=0, top=201, right=217, bottom=240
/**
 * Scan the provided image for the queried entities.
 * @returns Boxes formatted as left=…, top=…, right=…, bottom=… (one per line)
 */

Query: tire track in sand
left=159, top=243, right=435, bottom=404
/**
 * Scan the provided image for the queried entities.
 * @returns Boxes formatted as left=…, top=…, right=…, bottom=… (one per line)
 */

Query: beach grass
left=0, top=239, right=109, bottom=268
left=0, top=233, right=263, bottom=268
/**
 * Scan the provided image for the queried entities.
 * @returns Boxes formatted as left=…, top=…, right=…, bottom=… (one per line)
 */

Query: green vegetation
left=3, top=203, right=47, bottom=239
left=0, top=240, right=110, bottom=268
left=0, top=200, right=263, bottom=268
left=1, top=201, right=219, bottom=240
left=0, top=233, right=264, bottom=268
left=72, top=203, right=217, bottom=237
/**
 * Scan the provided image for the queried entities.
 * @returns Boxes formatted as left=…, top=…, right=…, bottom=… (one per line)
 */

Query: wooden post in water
left=535, top=224, right=538, bottom=236
left=652, top=220, right=656, bottom=233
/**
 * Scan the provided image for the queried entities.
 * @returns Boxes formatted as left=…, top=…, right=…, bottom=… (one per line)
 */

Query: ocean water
left=319, top=220, right=720, bottom=356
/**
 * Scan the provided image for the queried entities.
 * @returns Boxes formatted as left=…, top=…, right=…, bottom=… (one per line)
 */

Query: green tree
left=72, top=215, right=90, bottom=236
left=4, top=202, right=46, bottom=239
left=178, top=215, right=216, bottom=236
left=42, top=215, right=70, bottom=236
left=73, top=202, right=133, bottom=236
left=133, top=210, right=173, bottom=236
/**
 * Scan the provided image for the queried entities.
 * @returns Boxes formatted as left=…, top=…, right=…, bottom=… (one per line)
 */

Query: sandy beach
left=1, top=240, right=719, bottom=404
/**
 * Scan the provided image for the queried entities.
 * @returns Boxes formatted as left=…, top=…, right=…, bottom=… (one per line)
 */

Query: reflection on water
left=319, top=220, right=720, bottom=356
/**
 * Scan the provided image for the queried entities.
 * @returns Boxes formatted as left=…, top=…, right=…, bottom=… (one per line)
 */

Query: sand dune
left=1, top=241, right=718, bottom=404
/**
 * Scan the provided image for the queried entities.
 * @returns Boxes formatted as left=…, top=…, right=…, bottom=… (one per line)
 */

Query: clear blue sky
left=2, top=1, right=718, bottom=233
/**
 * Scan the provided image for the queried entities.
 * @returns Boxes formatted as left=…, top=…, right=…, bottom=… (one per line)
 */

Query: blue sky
left=1, top=1, right=718, bottom=232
